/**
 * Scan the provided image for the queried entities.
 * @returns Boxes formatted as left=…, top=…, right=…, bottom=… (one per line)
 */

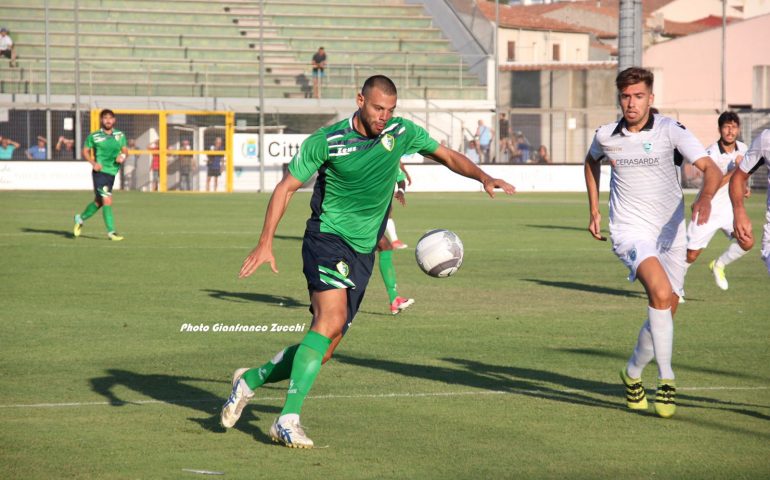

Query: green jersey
left=84, top=128, right=127, bottom=176
left=289, top=115, right=438, bottom=253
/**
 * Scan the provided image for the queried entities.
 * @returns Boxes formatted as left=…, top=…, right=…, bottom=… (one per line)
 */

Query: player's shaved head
left=362, top=75, right=397, bottom=97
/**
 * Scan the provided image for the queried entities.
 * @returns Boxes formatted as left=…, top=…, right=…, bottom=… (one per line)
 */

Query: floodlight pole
left=45, top=0, right=52, bottom=159
left=494, top=0, right=500, bottom=164
left=75, top=0, right=82, bottom=160
left=721, top=0, right=726, bottom=112
left=258, top=0, right=265, bottom=193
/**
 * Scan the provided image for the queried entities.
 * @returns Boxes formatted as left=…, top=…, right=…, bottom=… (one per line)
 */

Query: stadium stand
left=1, top=0, right=486, bottom=100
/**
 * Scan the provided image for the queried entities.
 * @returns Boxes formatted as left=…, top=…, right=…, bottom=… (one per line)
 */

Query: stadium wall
left=0, top=162, right=611, bottom=193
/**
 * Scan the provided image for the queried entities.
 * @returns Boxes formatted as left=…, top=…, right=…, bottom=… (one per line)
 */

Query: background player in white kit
left=684, top=112, right=751, bottom=293
left=730, top=129, right=770, bottom=275
left=584, top=67, right=721, bottom=418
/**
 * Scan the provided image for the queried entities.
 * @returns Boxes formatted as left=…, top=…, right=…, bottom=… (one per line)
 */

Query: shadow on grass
left=274, top=234, right=303, bottom=242
left=202, top=289, right=307, bottom=309
left=524, top=224, right=586, bottom=233
left=522, top=278, right=646, bottom=299
left=333, top=353, right=624, bottom=412
left=89, top=369, right=280, bottom=444
left=557, top=347, right=770, bottom=420
left=21, top=227, right=74, bottom=239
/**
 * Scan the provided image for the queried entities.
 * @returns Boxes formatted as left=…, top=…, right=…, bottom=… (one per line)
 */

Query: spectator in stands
left=498, top=112, right=512, bottom=162
left=178, top=139, right=195, bottom=191
left=26, top=136, right=48, bottom=160
left=206, top=136, right=224, bottom=192
left=56, top=135, right=76, bottom=159
left=475, top=119, right=493, bottom=163
left=531, top=145, right=550, bottom=164
left=515, top=131, right=531, bottom=162
left=311, top=47, right=327, bottom=99
left=0, top=28, right=17, bottom=68
left=0, top=135, right=20, bottom=160
left=465, top=139, right=480, bottom=164
left=150, top=141, right=160, bottom=191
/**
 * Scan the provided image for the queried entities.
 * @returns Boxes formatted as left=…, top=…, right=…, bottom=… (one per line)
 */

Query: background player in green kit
left=73, top=109, right=128, bottom=241
left=220, top=75, right=515, bottom=448
left=379, top=162, right=414, bottom=315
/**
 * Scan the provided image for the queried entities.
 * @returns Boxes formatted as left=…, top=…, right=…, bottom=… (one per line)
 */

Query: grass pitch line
left=0, top=385, right=768, bottom=409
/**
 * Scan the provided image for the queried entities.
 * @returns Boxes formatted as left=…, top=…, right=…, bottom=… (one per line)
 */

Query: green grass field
left=1, top=190, right=769, bottom=479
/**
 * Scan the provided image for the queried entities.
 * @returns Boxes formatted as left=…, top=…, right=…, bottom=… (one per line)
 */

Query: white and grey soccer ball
left=414, top=229, right=464, bottom=278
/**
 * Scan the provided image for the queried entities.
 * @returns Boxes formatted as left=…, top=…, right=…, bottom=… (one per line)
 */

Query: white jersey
left=739, top=129, right=770, bottom=264
left=704, top=140, right=748, bottom=206
left=739, top=129, right=770, bottom=203
left=589, top=114, right=707, bottom=238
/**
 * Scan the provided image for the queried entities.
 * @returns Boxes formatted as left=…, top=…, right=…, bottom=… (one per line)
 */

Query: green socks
left=379, top=250, right=398, bottom=303
left=80, top=202, right=99, bottom=221
left=280, top=331, right=331, bottom=416
left=102, top=205, right=116, bottom=232
left=242, top=344, right=299, bottom=390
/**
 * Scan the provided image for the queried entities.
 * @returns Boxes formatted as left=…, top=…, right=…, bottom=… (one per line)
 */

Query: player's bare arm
left=395, top=179, right=407, bottom=206
left=116, top=146, right=128, bottom=165
left=239, top=172, right=303, bottom=278
left=583, top=153, right=605, bottom=241
left=83, top=147, right=101, bottom=171
left=426, top=145, right=515, bottom=197
left=729, top=167, right=753, bottom=245
left=690, top=156, right=722, bottom=225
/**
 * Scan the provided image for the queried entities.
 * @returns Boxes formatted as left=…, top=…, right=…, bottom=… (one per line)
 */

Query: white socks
left=716, top=242, right=749, bottom=268
left=626, top=320, right=654, bottom=379
left=278, top=413, right=300, bottom=425
left=385, top=218, right=398, bottom=243
left=627, top=306, right=675, bottom=380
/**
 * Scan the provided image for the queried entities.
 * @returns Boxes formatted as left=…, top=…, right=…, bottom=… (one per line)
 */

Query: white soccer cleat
left=220, top=368, right=253, bottom=428
left=269, top=417, right=314, bottom=448
left=390, top=296, right=415, bottom=315
left=709, top=260, right=728, bottom=290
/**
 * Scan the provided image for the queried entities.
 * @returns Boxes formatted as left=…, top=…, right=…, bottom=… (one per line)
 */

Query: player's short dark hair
left=361, top=75, right=397, bottom=97
left=100, top=109, right=116, bottom=119
left=616, top=67, right=654, bottom=92
left=718, top=111, right=740, bottom=127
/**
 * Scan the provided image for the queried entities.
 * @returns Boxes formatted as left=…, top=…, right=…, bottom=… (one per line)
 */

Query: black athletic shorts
left=92, top=170, right=116, bottom=199
left=301, top=230, right=375, bottom=336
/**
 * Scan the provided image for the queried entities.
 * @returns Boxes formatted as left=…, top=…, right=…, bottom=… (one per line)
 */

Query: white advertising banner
left=232, top=133, right=309, bottom=191
left=0, top=161, right=94, bottom=190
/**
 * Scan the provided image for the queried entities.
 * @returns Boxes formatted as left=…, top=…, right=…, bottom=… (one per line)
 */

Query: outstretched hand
left=482, top=177, right=516, bottom=198
left=239, top=244, right=278, bottom=278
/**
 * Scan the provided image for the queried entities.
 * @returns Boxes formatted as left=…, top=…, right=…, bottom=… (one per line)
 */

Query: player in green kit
left=379, top=162, right=414, bottom=314
left=220, top=75, right=515, bottom=448
left=73, top=109, right=128, bottom=241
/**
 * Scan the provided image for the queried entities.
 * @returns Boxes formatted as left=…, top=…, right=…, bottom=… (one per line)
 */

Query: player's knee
left=102, top=197, right=113, bottom=206
left=648, top=289, right=673, bottom=309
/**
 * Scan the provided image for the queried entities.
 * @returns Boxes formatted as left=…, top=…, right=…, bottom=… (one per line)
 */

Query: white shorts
left=612, top=227, right=687, bottom=297
left=686, top=200, right=734, bottom=250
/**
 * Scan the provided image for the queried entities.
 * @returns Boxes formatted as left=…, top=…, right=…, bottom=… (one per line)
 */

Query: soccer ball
left=414, top=229, right=464, bottom=278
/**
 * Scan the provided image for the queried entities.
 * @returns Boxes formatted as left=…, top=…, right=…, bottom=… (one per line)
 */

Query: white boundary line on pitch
left=1, top=385, right=768, bottom=409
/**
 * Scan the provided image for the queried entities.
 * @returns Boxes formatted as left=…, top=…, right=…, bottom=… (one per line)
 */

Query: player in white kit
left=584, top=67, right=721, bottom=418
left=730, top=128, right=770, bottom=275
left=684, top=112, right=751, bottom=292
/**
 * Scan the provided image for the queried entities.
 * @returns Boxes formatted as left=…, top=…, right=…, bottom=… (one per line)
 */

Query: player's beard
left=356, top=110, right=384, bottom=138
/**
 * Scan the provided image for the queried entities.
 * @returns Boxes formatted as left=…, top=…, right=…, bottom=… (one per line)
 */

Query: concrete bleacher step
left=2, top=0, right=486, bottom=100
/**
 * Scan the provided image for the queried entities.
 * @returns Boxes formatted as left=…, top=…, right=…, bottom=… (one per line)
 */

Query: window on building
left=507, top=41, right=516, bottom=62
left=552, top=44, right=561, bottom=61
